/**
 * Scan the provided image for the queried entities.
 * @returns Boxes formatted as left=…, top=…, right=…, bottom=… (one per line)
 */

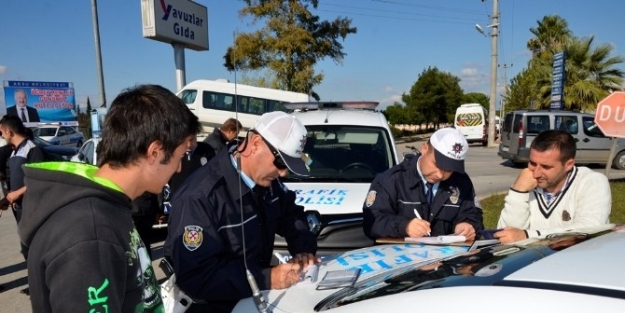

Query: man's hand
left=270, top=262, right=303, bottom=289
left=6, top=191, right=19, bottom=204
left=494, top=227, right=527, bottom=244
left=289, top=253, right=320, bottom=271
left=454, top=222, right=476, bottom=241
left=511, top=168, right=537, bottom=192
left=406, top=218, right=431, bottom=238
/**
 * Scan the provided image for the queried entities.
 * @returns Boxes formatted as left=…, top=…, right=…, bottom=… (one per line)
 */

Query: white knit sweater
left=497, top=166, right=611, bottom=238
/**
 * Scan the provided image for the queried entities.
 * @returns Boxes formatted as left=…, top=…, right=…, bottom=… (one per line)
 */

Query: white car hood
left=284, top=182, right=370, bottom=215
left=233, top=243, right=468, bottom=313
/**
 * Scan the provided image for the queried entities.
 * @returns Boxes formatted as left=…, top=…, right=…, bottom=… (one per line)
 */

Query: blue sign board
left=3, top=80, right=78, bottom=127
left=551, top=52, right=566, bottom=109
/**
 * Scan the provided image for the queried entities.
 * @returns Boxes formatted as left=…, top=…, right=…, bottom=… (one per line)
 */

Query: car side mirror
left=306, top=210, right=322, bottom=235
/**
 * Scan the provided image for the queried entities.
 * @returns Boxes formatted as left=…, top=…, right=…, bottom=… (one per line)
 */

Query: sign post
left=594, top=91, right=625, bottom=176
left=550, top=52, right=566, bottom=110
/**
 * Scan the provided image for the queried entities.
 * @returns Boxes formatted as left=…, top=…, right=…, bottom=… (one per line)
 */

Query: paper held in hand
left=405, top=235, right=467, bottom=244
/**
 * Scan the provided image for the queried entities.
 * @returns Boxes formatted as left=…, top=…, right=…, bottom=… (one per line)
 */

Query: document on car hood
left=405, top=235, right=467, bottom=244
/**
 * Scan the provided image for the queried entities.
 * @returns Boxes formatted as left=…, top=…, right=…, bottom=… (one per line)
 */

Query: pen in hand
left=274, top=252, right=290, bottom=264
left=413, top=209, right=431, bottom=236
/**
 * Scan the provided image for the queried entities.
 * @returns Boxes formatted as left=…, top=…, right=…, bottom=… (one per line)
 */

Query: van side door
left=579, top=116, right=613, bottom=163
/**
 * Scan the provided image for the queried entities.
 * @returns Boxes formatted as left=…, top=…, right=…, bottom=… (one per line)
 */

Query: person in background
left=7, top=89, right=40, bottom=123
left=0, top=115, right=47, bottom=295
left=164, top=111, right=318, bottom=313
left=18, top=84, right=200, bottom=312
left=363, top=128, right=483, bottom=241
left=495, top=130, right=611, bottom=244
left=203, top=117, right=243, bottom=155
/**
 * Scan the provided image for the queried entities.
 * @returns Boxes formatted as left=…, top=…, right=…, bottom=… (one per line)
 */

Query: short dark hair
left=221, top=118, right=243, bottom=133
left=97, top=84, right=201, bottom=168
left=0, top=114, right=27, bottom=136
left=530, top=130, right=576, bottom=163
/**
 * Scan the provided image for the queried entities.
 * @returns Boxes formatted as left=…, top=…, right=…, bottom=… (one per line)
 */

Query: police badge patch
left=365, top=190, right=377, bottom=207
left=183, top=225, right=203, bottom=251
left=449, top=186, right=460, bottom=204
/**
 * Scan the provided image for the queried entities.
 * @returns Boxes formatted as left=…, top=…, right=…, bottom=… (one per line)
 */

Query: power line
left=317, top=8, right=477, bottom=25
left=370, top=0, right=484, bottom=15
left=322, top=3, right=480, bottom=22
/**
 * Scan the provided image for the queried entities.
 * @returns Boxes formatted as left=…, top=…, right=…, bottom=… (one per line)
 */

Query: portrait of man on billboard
left=7, top=89, right=40, bottom=123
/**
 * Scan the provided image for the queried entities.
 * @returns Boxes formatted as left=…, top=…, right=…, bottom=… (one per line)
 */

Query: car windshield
left=283, top=125, right=394, bottom=182
left=32, top=136, right=52, bottom=146
left=34, top=127, right=57, bottom=137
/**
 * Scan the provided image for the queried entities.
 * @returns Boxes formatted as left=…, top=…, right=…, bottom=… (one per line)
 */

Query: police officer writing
left=363, top=128, right=483, bottom=241
left=164, top=111, right=318, bottom=313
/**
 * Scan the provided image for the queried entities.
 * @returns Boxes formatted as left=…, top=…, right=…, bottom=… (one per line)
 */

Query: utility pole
left=91, top=0, right=106, bottom=108
left=487, top=0, right=499, bottom=147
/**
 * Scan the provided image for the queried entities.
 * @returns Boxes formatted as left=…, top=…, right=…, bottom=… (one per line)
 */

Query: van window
left=179, top=89, right=197, bottom=105
left=526, top=115, right=550, bottom=134
left=502, top=113, right=514, bottom=133
left=582, top=116, right=606, bottom=137
left=555, top=116, right=579, bottom=134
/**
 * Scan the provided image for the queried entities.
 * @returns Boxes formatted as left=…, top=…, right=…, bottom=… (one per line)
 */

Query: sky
left=1, top=0, right=624, bottom=114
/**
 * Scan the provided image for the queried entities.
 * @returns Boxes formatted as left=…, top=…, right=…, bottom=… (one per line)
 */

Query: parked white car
left=234, top=224, right=625, bottom=313
left=33, top=124, right=84, bottom=147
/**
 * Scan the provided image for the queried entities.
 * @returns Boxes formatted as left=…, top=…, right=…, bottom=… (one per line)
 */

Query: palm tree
left=510, top=15, right=625, bottom=112
left=526, top=15, right=572, bottom=57
left=562, top=36, right=624, bottom=111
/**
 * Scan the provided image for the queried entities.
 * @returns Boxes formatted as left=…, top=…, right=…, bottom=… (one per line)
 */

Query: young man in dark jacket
left=165, top=111, right=318, bottom=313
left=363, top=128, right=483, bottom=241
left=19, top=84, right=201, bottom=313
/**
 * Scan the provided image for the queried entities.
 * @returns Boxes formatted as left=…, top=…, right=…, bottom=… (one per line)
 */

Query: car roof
left=291, top=109, right=388, bottom=128
left=504, top=230, right=625, bottom=292
left=507, top=110, right=593, bottom=117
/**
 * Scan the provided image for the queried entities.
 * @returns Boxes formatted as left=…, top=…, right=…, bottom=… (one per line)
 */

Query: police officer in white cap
left=164, top=111, right=318, bottom=313
left=363, top=128, right=483, bottom=241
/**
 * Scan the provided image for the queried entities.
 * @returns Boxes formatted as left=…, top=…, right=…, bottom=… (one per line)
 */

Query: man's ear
left=564, top=158, right=575, bottom=172
left=421, top=142, right=429, bottom=155
left=146, top=141, right=163, bottom=165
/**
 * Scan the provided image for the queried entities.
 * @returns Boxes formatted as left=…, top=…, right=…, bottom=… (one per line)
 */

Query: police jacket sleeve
left=362, top=178, right=412, bottom=239
left=275, top=189, right=317, bottom=256
left=168, top=195, right=272, bottom=302
left=453, top=182, right=484, bottom=232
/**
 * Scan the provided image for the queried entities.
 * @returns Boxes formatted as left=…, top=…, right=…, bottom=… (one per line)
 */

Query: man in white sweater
left=495, top=130, right=611, bottom=244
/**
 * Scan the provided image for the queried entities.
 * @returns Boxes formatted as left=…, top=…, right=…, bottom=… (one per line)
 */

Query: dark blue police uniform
left=363, top=155, right=483, bottom=239
left=164, top=151, right=317, bottom=313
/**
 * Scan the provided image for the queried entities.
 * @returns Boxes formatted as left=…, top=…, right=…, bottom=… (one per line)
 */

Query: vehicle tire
left=612, top=150, right=625, bottom=170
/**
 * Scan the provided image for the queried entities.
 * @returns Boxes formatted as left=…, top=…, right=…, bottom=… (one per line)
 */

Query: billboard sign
left=3, top=80, right=78, bottom=127
left=141, top=0, right=209, bottom=51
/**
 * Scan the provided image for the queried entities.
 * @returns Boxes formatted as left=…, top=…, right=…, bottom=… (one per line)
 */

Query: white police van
left=277, top=101, right=400, bottom=256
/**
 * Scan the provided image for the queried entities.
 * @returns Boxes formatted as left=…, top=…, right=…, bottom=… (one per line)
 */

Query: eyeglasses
left=255, top=132, right=288, bottom=171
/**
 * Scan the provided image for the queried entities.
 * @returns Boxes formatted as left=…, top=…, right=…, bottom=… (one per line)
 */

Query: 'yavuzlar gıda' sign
left=3, top=80, right=78, bottom=128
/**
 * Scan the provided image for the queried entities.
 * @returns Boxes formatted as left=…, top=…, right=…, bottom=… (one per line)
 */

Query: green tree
left=462, top=92, right=490, bottom=111
left=224, top=0, right=357, bottom=100
left=402, top=67, right=463, bottom=128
